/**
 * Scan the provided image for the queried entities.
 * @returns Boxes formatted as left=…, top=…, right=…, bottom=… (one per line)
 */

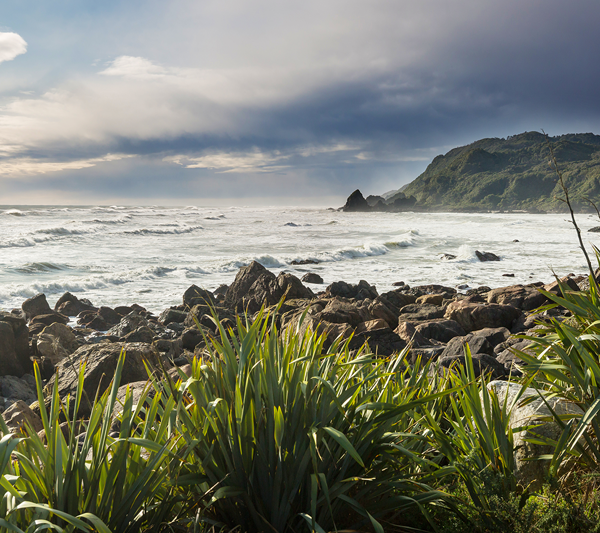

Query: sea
left=0, top=205, right=597, bottom=315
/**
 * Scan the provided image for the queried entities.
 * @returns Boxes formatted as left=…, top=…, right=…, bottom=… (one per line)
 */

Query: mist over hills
left=362, top=131, right=600, bottom=213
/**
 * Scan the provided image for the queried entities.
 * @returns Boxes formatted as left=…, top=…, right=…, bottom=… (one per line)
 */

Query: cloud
left=0, top=32, right=27, bottom=63
left=0, top=153, right=134, bottom=177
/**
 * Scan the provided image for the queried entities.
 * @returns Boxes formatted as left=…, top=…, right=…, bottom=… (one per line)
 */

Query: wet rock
left=475, top=251, right=500, bottom=261
left=440, top=254, right=456, bottom=261
left=22, top=294, right=52, bottom=321
left=486, top=285, right=547, bottom=311
left=291, top=259, right=319, bottom=265
left=444, top=301, right=521, bottom=332
left=302, top=272, right=324, bottom=284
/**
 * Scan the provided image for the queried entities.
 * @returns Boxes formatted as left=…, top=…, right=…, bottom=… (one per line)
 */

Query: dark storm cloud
left=1, top=0, right=600, bottom=201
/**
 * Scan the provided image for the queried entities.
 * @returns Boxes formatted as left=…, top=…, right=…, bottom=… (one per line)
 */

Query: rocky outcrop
left=21, top=294, right=53, bottom=321
left=486, top=284, right=547, bottom=311
left=324, top=280, right=378, bottom=300
left=54, top=292, right=97, bottom=316
left=0, top=312, right=32, bottom=377
left=301, top=273, right=324, bottom=284
left=444, top=300, right=521, bottom=332
left=342, top=189, right=370, bottom=212
left=36, top=322, right=80, bottom=365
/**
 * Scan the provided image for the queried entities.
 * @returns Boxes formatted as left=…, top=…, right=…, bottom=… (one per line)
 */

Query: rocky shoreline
left=0, top=260, right=587, bottom=434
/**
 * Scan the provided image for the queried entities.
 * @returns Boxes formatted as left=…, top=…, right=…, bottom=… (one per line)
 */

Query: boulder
left=342, top=189, right=370, bottom=212
left=437, top=353, right=507, bottom=379
left=159, top=308, right=188, bottom=325
left=36, top=322, right=80, bottom=365
left=416, top=294, right=444, bottom=306
left=356, top=319, right=391, bottom=335
left=183, top=285, right=215, bottom=308
left=54, top=292, right=97, bottom=316
left=471, top=327, right=511, bottom=348
left=301, top=272, right=324, bottom=284
left=3, top=400, right=43, bottom=435
left=318, top=298, right=371, bottom=328
left=486, top=381, right=585, bottom=490
left=475, top=251, right=500, bottom=261
left=377, top=290, right=416, bottom=310
left=398, top=303, right=446, bottom=323
left=349, top=329, right=406, bottom=357
left=324, top=280, right=378, bottom=300
left=486, top=285, right=547, bottom=311
left=369, top=299, right=399, bottom=328
left=225, top=261, right=274, bottom=310
left=440, top=334, right=494, bottom=358
left=444, top=301, right=521, bottom=332
left=0, top=312, right=32, bottom=377
left=543, top=276, right=580, bottom=295
left=394, top=322, right=429, bottom=348
left=414, top=319, right=466, bottom=343
left=49, top=342, right=160, bottom=417
left=108, top=311, right=151, bottom=338
left=97, top=307, right=122, bottom=327
left=0, top=375, right=37, bottom=406
left=30, top=313, right=69, bottom=327
left=21, top=294, right=52, bottom=321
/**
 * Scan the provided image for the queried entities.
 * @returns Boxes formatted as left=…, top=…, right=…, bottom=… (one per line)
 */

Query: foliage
left=401, top=131, right=600, bottom=212
left=166, top=309, right=455, bottom=533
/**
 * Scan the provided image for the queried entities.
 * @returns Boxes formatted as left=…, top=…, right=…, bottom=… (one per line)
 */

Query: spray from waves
left=123, top=225, right=203, bottom=236
left=3, top=209, right=25, bottom=216
left=217, top=255, right=285, bottom=272
left=35, top=226, right=97, bottom=236
left=383, top=230, right=419, bottom=248
left=455, top=245, right=479, bottom=262
left=82, top=216, right=132, bottom=225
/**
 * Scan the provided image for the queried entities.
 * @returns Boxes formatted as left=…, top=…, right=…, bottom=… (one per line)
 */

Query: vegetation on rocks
left=381, top=131, right=600, bottom=212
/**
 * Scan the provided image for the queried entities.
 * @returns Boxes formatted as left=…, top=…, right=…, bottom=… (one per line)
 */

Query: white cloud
left=0, top=153, right=134, bottom=177
left=0, top=32, right=27, bottom=63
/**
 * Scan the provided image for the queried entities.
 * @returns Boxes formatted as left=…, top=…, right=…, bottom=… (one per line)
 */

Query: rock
left=438, top=353, right=507, bottom=379
left=54, top=292, right=97, bottom=316
left=398, top=303, right=446, bottom=323
left=475, top=251, right=500, bottom=261
left=502, top=273, right=515, bottom=277
left=414, top=319, right=466, bottom=343
left=486, top=285, right=547, bottom=311
left=342, top=189, right=371, bottom=212
left=318, top=298, right=371, bottom=328
left=30, top=313, right=69, bottom=327
left=114, top=380, right=153, bottom=418
left=214, top=284, right=228, bottom=296
left=21, top=294, right=52, bottom=321
left=413, top=285, right=457, bottom=299
left=36, top=322, right=80, bottom=365
left=324, top=280, right=378, bottom=300
left=183, top=285, right=215, bottom=308
left=416, top=294, right=444, bottom=306
left=356, top=319, right=391, bottom=335
left=349, top=329, right=406, bottom=357
left=3, top=400, right=43, bottom=435
left=394, top=322, right=428, bottom=347
left=181, top=328, right=205, bottom=350
left=369, top=300, right=399, bottom=328
left=0, top=312, right=32, bottom=377
left=377, top=290, right=416, bottom=310
left=49, top=342, right=160, bottom=417
left=543, top=276, right=580, bottom=295
left=486, top=380, right=585, bottom=490
left=108, top=311, right=151, bottom=338
left=301, top=272, right=324, bottom=284
left=440, top=334, right=494, bottom=358
left=466, top=286, right=492, bottom=297
left=159, top=308, right=188, bottom=325
left=471, top=327, right=511, bottom=348
left=123, top=326, right=155, bottom=344
left=392, top=281, right=405, bottom=287
left=444, top=301, right=521, bottom=332
left=0, top=375, right=37, bottom=406
left=291, top=259, right=319, bottom=265
left=588, top=226, right=600, bottom=232
left=97, top=307, right=122, bottom=327
left=440, top=254, right=456, bottom=261
left=225, top=261, right=274, bottom=310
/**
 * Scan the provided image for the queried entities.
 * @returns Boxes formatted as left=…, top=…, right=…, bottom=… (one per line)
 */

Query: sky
left=0, top=0, right=599, bottom=205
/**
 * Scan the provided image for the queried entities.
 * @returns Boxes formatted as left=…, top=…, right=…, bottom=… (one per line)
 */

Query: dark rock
left=445, top=301, right=521, bottom=332
left=318, top=298, right=371, bottom=328
left=408, top=345, right=446, bottom=365
left=159, top=308, right=188, bottom=325
left=114, top=306, right=135, bottom=316
left=441, top=334, right=494, bottom=358
left=291, top=259, right=319, bottom=265
left=183, top=285, right=215, bottom=308
left=366, top=195, right=385, bottom=206
left=214, top=284, right=228, bottom=296
left=324, top=280, right=378, bottom=300
left=440, top=254, right=456, bottom=261
left=55, top=292, right=97, bottom=316
left=225, top=261, right=275, bottom=310
left=181, top=328, right=205, bottom=350
left=414, top=319, right=466, bottom=343
left=588, top=227, right=600, bottom=232
left=465, top=286, right=492, bottom=297
left=392, top=281, right=405, bottom=287
left=394, top=322, right=428, bottom=347
left=369, top=299, right=399, bottom=328
left=486, top=285, right=547, bottom=311
left=98, top=307, right=123, bottom=327
left=48, top=342, right=160, bottom=417
left=349, top=329, right=406, bottom=356
left=0, top=312, right=31, bottom=377
left=0, top=375, right=36, bottom=406
left=342, top=189, right=370, bottom=212
left=85, top=316, right=109, bottom=331
left=123, top=326, right=155, bottom=344
left=30, top=313, right=69, bottom=327
left=108, top=311, right=151, bottom=338
left=503, top=273, right=515, bottom=277
left=543, top=276, right=580, bottom=295
left=22, top=294, right=52, bottom=321
left=438, top=353, right=507, bottom=379
left=475, top=251, right=500, bottom=261
left=398, top=303, right=446, bottom=322
left=302, top=272, right=324, bottom=284
left=471, top=327, right=511, bottom=347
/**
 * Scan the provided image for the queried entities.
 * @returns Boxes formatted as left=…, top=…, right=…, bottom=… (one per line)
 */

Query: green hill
left=400, top=131, right=600, bottom=212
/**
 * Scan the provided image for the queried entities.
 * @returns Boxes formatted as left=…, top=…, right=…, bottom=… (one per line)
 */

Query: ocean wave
left=35, top=226, right=94, bottom=236
left=455, top=245, right=479, bottom=262
left=3, top=209, right=25, bottom=216
left=13, top=262, right=67, bottom=274
left=219, top=255, right=285, bottom=272
left=124, top=225, right=203, bottom=236
left=82, top=216, right=131, bottom=225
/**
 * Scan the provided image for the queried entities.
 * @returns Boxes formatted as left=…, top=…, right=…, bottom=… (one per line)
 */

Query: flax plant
left=168, top=308, right=455, bottom=533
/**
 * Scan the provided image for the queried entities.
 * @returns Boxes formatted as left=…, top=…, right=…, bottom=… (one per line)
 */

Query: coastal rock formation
left=0, top=312, right=32, bottom=377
